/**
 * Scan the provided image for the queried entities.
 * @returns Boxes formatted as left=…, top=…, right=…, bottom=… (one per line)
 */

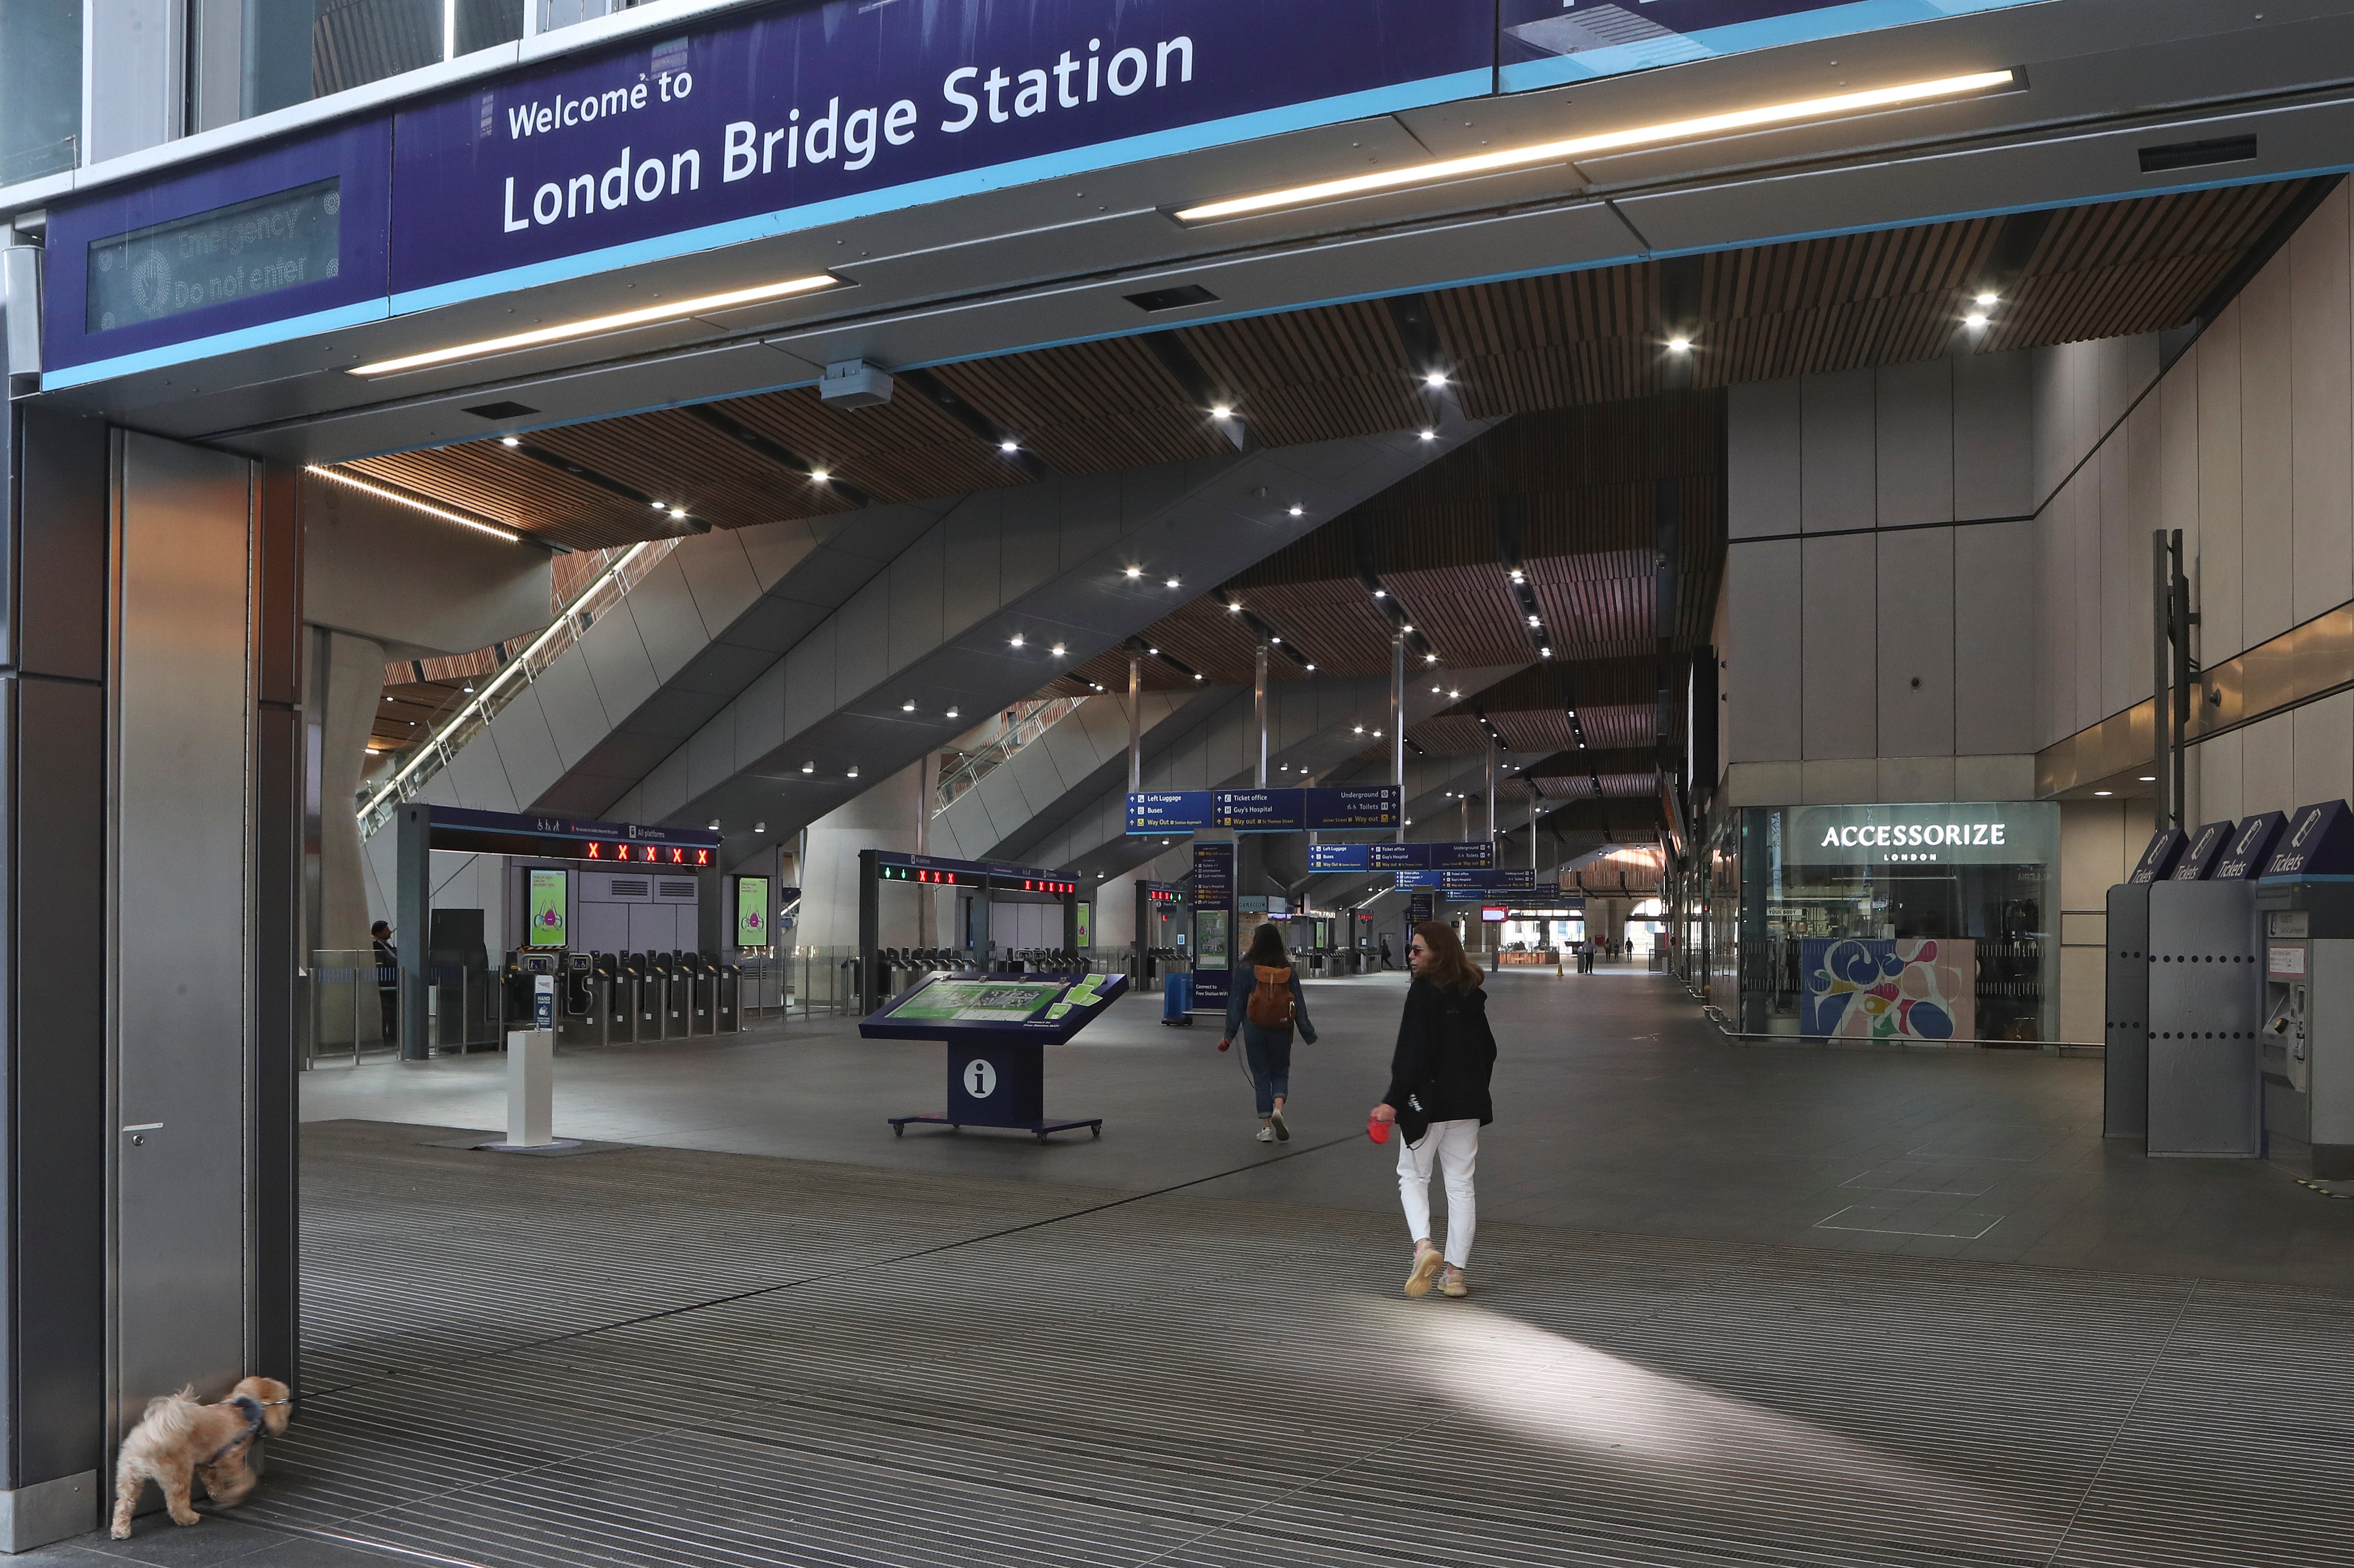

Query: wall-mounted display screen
left=87, top=179, right=342, bottom=334
left=526, top=868, right=568, bottom=947
left=1194, top=910, right=1229, bottom=967
left=736, top=876, right=770, bottom=947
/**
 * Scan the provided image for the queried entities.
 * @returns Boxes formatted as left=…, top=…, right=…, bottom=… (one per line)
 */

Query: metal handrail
left=933, top=695, right=1088, bottom=816
left=359, top=537, right=681, bottom=838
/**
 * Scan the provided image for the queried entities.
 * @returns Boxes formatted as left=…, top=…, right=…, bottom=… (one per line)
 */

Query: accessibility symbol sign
left=962, top=1059, right=998, bottom=1099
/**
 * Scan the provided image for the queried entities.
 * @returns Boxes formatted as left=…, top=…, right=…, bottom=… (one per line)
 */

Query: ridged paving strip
left=254, top=1121, right=2354, bottom=1568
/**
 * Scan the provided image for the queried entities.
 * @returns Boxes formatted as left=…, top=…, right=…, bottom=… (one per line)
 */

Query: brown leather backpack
left=1245, top=964, right=1295, bottom=1029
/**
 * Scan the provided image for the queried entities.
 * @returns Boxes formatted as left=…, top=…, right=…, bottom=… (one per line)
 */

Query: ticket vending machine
left=2255, top=801, right=2354, bottom=1176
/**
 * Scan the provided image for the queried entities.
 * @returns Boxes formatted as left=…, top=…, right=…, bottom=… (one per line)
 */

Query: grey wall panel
left=636, top=749, right=694, bottom=824
left=575, top=607, right=662, bottom=720
left=1875, top=526, right=1955, bottom=758
left=1800, top=532, right=1876, bottom=758
left=2099, top=432, right=2138, bottom=721
left=1801, top=370, right=1876, bottom=533
left=2290, top=184, right=2354, bottom=627
left=782, top=629, right=836, bottom=741
left=621, top=559, right=713, bottom=688
left=1001, top=491, right=1061, bottom=604
left=1725, top=539, right=1802, bottom=763
left=1875, top=360, right=1955, bottom=528
left=671, top=533, right=763, bottom=635
left=942, top=504, right=1005, bottom=639
left=1056, top=470, right=1125, bottom=572
left=1955, top=350, right=2034, bottom=519
left=732, top=663, right=788, bottom=763
left=530, top=652, right=613, bottom=770
left=718, top=595, right=828, bottom=655
left=832, top=578, right=892, bottom=701
left=579, top=902, right=630, bottom=953
left=1727, top=381, right=1801, bottom=539
left=2197, top=311, right=2245, bottom=663
left=443, top=725, right=520, bottom=812
left=685, top=720, right=739, bottom=805
left=302, top=477, right=551, bottom=660
left=1954, top=518, right=2038, bottom=755
left=2239, top=259, right=2296, bottom=648
left=886, top=530, right=946, bottom=676
left=736, top=517, right=826, bottom=591
left=113, top=433, right=252, bottom=1425
left=484, top=693, right=568, bottom=808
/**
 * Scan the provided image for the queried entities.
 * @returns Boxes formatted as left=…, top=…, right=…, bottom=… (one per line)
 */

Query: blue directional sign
left=1306, top=786, right=1402, bottom=829
left=1213, top=790, right=1304, bottom=831
left=1126, top=792, right=1211, bottom=833
left=1309, top=840, right=1494, bottom=872
left=1394, top=868, right=1539, bottom=892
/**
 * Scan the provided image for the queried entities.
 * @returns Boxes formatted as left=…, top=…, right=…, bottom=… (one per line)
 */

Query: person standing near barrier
left=1378, top=935, right=1395, bottom=971
left=1372, top=921, right=1496, bottom=1299
left=1219, top=923, right=1317, bottom=1143
left=370, top=920, right=399, bottom=1043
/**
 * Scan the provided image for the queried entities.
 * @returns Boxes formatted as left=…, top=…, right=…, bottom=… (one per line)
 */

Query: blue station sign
left=1307, top=840, right=1496, bottom=872
left=1393, top=868, right=1539, bottom=893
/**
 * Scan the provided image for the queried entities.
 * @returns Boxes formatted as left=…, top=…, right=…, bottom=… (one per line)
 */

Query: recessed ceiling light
left=1211, top=404, right=1234, bottom=419
left=1165, top=577, right=1181, bottom=588
left=668, top=508, right=687, bottom=519
left=1051, top=643, right=1067, bottom=656
left=347, top=273, right=840, bottom=375
left=305, top=465, right=521, bottom=542
left=1975, top=290, right=1999, bottom=305
left=1540, top=647, right=1551, bottom=658
left=1172, top=70, right=2017, bottom=222
left=1667, top=337, right=1692, bottom=353
left=2093, top=789, right=2112, bottom=796
left=999, top=439, right=1020, bottom=453
left=1288, top=505, right=1304, bottom=517
left=947, top=707, right=959, bottom=718
left=1425, top=654, right=1438, bottom=663
left=1965, top=313, right=1989, bottom=328
left=1401, top=624, right=1413, bottom=633
left=2139, top=776, right=2156, bottom=782
left=1010, top=633, right=1025, bottom=647
left=848, top=767, right=859, bottom=778
left=1148, top=647, right=1160, bottom=655
left=1192, top=672, right=1203, bottom=680
left=810, top=468, right=831, bottom=483
left=1124, top=565, right=1142, bottom=578
left=902, top=700, right=916, bottom=711
left=1424, top=371, right=1447, bottom=387
left=1228, top=601, right=1244, bottom=612
left=802, top=762, right=814, bottom=773
left=1449, top=690, right=1460, bottom=699
left=500, top=436, right=520, bottom=447
left=1419, top=430, right=1437, bottom=441
left=1304, top=662, right=1315, bottom=671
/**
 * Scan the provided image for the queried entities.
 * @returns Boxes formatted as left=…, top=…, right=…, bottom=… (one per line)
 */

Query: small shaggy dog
left=110, top=1377, right=290, bottom=1539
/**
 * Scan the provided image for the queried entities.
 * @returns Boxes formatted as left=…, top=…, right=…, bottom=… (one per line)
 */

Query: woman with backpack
left=1371, top=920, right=1497, bottom=1299
left=1219, top=922, right=1318, bottom=1142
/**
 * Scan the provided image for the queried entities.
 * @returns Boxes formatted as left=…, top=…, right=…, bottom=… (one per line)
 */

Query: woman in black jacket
left=1371, top=921, right=1496, bottom=1299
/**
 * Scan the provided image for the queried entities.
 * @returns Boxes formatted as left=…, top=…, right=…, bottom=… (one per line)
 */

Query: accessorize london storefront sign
left=1779, top=803, right=2054, bottom=867
left=389, top=0, right=1492, bottom=306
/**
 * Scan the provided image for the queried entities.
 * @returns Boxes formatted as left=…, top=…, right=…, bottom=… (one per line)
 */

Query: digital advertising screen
left=1194, top=910, right=1230, bottom=967
left=884, top=980, right=1067, bottom=1024
left=526, top=868, right=568, bottom=947
left=736, top=875, right=770, bottom=947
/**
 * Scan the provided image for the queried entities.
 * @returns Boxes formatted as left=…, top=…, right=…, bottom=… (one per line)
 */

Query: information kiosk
left=860, top=969, right=1128, bottom=1142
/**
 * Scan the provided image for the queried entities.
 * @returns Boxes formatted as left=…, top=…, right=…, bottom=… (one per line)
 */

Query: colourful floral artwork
left=1801, top=938, right=1975, bottom=1042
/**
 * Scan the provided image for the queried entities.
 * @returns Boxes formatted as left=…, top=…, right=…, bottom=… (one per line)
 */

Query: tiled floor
left=60, top=967, right=2354, bottom=1566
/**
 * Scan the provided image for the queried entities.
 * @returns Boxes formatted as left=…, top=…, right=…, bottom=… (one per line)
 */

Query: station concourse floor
left=51, top=966, right=2354, bottom=1568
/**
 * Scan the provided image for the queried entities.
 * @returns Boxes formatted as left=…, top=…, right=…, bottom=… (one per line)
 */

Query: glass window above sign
left=1498, top=0, right=2050, bottom=93
left=86, top=178, right=342, bottom=334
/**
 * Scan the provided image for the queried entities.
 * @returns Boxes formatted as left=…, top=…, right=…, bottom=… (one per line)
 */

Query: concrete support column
left=1390, top=632, right=1405, bottom=845
left=797, top=761, right=926, bottom=951
left=1127, top=653, right=1142, bottom=795
left=1253, top=640, right=1269, bottom=787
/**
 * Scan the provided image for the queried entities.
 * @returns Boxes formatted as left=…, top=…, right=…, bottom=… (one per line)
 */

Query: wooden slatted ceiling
left=715, top=386, right=1024, bottom=502
left=933, top=338, right=1232, bottom=472
left=345, top=179, right=2324, bottom=554
left=1178, top=300, right=1435, bottom=447
left=349, top=445, right=674, bottom=550
left=525, top=408, right=852, bottom=529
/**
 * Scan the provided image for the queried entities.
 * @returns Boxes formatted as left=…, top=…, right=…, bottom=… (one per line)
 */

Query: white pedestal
left=505, top=1028, right=553, bottom=1147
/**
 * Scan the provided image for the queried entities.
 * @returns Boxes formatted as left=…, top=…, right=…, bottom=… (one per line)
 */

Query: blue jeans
left=1242, top=1024, right=1293, bottom=1116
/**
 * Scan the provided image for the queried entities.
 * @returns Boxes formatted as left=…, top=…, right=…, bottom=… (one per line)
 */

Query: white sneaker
left=1256, top=1126, right=1276, bottom=1142
left=1270, top=1108, right=1290, bottom=1142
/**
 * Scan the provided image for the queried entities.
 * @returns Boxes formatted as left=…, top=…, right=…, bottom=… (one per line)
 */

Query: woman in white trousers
left=1371, top=921, right=1497, bottom=1299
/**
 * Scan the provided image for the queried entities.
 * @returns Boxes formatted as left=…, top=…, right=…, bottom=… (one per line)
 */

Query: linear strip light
left=1173, top=69, right=2017, bottom=224
left=360, top=538, right=662, bottom=824
left=305, top=463, right=521, bottom=542
left=347, top=274, right=840, bottom=376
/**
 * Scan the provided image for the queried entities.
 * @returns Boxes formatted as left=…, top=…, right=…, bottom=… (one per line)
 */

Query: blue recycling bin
left=1161, top=971, right=1193, bottom=1026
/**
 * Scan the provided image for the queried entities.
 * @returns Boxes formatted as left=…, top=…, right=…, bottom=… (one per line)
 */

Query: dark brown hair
left=1245, top=921, right=1289, bottom=968
left=1411, top=921, right=1485, bottom=992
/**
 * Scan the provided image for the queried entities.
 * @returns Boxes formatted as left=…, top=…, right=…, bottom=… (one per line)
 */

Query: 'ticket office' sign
left=389, top=0, right=1491, bottom=306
